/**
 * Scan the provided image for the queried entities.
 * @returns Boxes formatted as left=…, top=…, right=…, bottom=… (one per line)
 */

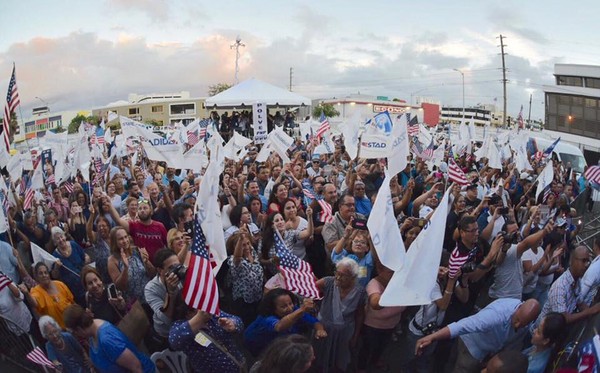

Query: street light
left=453, top=69, right=465, bottom=125
left=410, top=88, right=429, bottom=105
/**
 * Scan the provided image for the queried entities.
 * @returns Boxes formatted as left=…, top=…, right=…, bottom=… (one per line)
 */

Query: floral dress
left=115, top=249, right=150, bottom=304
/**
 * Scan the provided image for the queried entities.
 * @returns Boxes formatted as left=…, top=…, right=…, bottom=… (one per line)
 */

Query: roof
left=204, top=78, right=311, bottom=107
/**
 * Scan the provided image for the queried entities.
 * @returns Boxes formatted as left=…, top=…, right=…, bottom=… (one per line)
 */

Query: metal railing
left=0, top=315, right=47, bottom=373
left=572, top=188, right=600, bottom=250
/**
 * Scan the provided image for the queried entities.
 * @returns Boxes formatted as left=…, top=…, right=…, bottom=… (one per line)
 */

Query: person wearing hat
left=307, top=155, right=322, bottom=178
left=464, top=184, right=481, bottom=210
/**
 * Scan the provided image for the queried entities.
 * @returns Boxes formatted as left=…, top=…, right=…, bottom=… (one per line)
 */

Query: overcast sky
left=2, top=0, right=599, bottom=121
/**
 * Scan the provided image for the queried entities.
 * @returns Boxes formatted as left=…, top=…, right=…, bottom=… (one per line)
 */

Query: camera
left=461, top=261, right=478, bottom=274
left=301, top=152, right=308, bottom=161
left=167, top=264, right=187, bottom=282
left=352, top=218, right=368, bottom=230
left=416, top=218, right=427, bottom=228
left=500, top=231, right=519, bottom=245
left=107, top=283, right=118, bottom=299
left=420, top=321, right=439, bottom=336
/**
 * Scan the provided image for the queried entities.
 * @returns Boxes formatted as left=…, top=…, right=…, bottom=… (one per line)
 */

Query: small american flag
left=584, top=165, right=600, bottom=184
left=316, top=112, right=330, bottom=138
left=46, top=174, right=56, bottom=185
left=182, top=217, right=220, bottom=315
left=23, top=185, right=35, bottom=211
left=274, top=232, right=321, bottom=299
left=3, top=64, right=20, bottom=151
left=411, top=139, right=434, bottom=161
left=542, top=137, right=560, bottom=159
left=62, top=181, right=74, bottom=194
left=302, top=188, right=315, bottom=199
left=448, top=158, right=469, bottom=185
left=26, top=346, right=56, bottom=369
left=187, top=129, right=199, bottom=146
left=317, top=200, right=334, bottom=224
left=0, top=271, right=12, bottom=292
left=407, top=115, right=419, bottom=137
left=199, top=118, right=210, bottom=141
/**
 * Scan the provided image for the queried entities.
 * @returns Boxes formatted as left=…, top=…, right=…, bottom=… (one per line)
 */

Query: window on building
left=572, top=96, right=584, bottom=106
left=129, top=107, right=140, bottom=115
left=170, top=103, right=195, bottom=115
left=585, top=98, right=597, bottom=108
left=585, top=77, right=600, bottom=89
left=151, top=105, right=163, bottom=113
left=558, top=95, right=571, bottom=105
left=557, top=76, right=583, bottom=87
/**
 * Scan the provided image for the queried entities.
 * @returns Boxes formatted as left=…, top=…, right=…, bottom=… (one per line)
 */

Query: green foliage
left=208, top=83, right=232, bottom=97
left=312, top=103, right=340, bottom=119
left=143, top=119, right=162, bottom=126
left=67, top=114, right=103, bottom=133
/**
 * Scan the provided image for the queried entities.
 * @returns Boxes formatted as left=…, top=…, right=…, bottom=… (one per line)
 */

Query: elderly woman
left=167, top=228, right=191, bottom=266
left=331, top=229, right=375, bottom=287
left=51, top=227, right=90, bottom=306
left=244, top=288, right=326, bottom=357
left=22, top=262, right=75, bottom=329
left=39, top=315, right=90, bottom=373
left=107, top=227, right=155, bottom=304
left=226, top=232, right=264, bottom=326
left=64, top=304, right=155, bottom=373
left=121, top=197, right=139, bottom=222
left=82, top=266, right=126, bottom=325
left=313, top=258, right=366, bottom=372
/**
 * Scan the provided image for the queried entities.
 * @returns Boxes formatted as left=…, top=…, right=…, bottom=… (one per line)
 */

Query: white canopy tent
left=205, top=78, right=311, bottom=107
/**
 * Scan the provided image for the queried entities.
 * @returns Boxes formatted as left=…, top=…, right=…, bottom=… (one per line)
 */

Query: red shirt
left=128, top=220, right=168, bottom=261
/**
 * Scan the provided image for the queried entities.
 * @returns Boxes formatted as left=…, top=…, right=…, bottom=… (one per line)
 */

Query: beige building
left=92, top=91, right=207, bottom=126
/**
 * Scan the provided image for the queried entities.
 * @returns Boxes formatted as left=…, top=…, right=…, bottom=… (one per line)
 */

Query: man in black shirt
left=464, top=184, right=481, bottom=209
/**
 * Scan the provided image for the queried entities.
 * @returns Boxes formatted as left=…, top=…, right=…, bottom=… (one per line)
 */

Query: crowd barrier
left=573, top=187, right=600, bottom=250
left=0, top=315, right=48, bottom=373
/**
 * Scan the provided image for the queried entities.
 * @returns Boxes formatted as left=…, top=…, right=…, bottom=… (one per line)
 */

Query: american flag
left=448, top=158, right=469, bottom=185
left=585, top=165, right=600, bottom=184
left=407, top=114, right=419, bottom=137
left=96, top=127, right=106, bottom=145
left=187, top=129, right=199, bottom=146
left=23, top=180, right=35, bottom=211
left=3, top=64, right=19, bottom=151
left=411, top=139, right=434, bottom=161
left=182, top=217, right=220, bottom=315
left=46, top=174, right=56, bottom=185
left=423, top=139, right=435, bottom=159
left=199, top=118, right=210, bottom=141
left=302, top=188, right=315, bottom=199
left=274, top=232, right=321, bottom=299
left=26, top=346, right=56, bottom=369
left=517, top=105, right=524, bottom=129
left=316, top=112, right=330, bottom=138
left=62, top=181, right=74, bottom=194
left=0, top=272, right=12, bottom=292
left=317, top=200, right=334, bottom=224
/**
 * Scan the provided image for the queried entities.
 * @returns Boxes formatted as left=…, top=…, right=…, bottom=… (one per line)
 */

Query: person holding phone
left=82, top=266, right=126, bottom=325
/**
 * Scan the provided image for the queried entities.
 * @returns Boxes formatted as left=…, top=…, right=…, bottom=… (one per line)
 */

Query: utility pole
left=230, top=36, right=245, bottom=85
left=453, top=69, right=465, bottom=125
left=498, top=34, right=508, bottom=128
left=527, top=93, right=532, bottom=126
left=289, top=67, right=293, bottom=92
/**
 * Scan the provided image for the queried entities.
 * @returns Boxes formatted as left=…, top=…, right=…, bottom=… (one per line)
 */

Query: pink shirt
left=364, top=278, right=406, bottom=329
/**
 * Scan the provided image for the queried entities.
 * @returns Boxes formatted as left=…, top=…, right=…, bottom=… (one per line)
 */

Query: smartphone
left=242, top=165, right=248, bottom=174
left=351, top=218, right=368, bottom=230
left=497, top=207, right=509, bottom=215
left=107, top=283, right=118, bottom=299
left=417, top=218, right=427, bottom=228
left=183, top=220, right=194, bottom=236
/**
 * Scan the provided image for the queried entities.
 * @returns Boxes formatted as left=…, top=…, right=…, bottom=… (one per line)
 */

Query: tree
left=143, top=119, right=162, bottom=126
left=312, top=103, right=340, bottom=119
left=208, top=83, right=232, bottom=97
left=68, top=114, right=88, bottom=134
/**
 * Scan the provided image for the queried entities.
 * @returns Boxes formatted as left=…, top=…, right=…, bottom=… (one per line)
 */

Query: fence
left=0, top=315, right=47, bottom=373
left=572, top=187, right=600, bottom=250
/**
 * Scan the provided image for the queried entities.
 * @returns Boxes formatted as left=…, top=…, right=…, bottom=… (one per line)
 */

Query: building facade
left=19, top=108, right=82, bottom=141
left=92, top=91, right=207, bottom=126
left=544, top=64, right=600, bottom=164
left=440, top=106, right=492, bottom=127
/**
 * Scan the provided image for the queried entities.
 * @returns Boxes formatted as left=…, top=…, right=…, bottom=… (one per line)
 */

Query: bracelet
left=444, top=290, right=453, bottom=295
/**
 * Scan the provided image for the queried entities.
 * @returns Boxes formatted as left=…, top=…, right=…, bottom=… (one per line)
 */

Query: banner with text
left=253, top=103, right=268, bottom=144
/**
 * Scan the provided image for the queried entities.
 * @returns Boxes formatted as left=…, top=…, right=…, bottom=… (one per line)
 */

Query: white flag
left=142, top=141, right=185, bottom=169
left=31, top=242, right=58, bottom=268
left=380, top=187, right=450, bottom=306
left=183, top=141, right=208, bottom=173
left=359, top=133, right=389, bottom=159
left=387, top=115, right=409, bottom=176
left=367, top=174, right=405, bottom=271
left=31, top=162, right=44, bottom=190
left=7, top=154, right=22, bottom=181
left=536, top=160, right=554, bottom=200
left=196, top=150, right=226, bottom=273
left=341, top=112, right=362, bottom=159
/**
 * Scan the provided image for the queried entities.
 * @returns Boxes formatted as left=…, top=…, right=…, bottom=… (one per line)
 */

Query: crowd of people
left=0, top=117, right=598, bottom=373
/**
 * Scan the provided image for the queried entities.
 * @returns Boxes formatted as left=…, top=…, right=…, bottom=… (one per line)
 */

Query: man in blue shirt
left=415, top=298, right=540, bottom=373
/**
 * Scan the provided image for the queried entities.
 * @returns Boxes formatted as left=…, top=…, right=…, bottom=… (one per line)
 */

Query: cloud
left=0, top=23, right=552, bottom=120
left=105, top=0, right=171, bottom=22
